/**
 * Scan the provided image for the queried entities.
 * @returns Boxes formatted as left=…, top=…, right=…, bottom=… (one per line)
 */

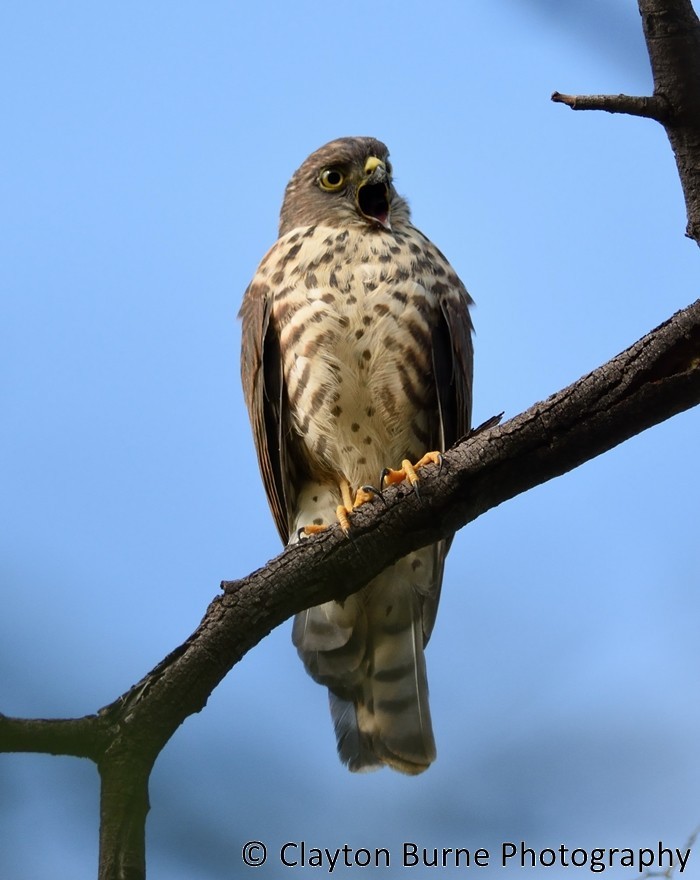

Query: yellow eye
left=319, top=168, right=345, bottom=191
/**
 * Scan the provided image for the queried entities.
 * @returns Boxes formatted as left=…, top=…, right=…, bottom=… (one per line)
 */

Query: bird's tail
left=293, top=549, right=438, bottom=774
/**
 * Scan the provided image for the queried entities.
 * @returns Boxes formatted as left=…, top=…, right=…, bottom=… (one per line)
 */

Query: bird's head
left=278, top=136, right=410, bottom=236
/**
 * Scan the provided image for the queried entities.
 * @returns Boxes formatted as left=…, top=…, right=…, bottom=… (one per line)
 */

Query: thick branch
left=641, top=0, right=700, bottom=240
left=6, top=292, right=700, bottom=880
left=93, top=295, right=700, bottom=749
left=98, top=757, right=151, bottom=880
left=2, top=298, right=699, bottom=779
left=1, top=305, right=698, bottom=880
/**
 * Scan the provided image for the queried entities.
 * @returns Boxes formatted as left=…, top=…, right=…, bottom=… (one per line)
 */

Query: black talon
left=436, top=452, right=445, bottom=475
left=296, top=526, right=309, bottom=541
left=379, top=467, right=391, bottom=490
left=361, top=484, right=386, bottom=505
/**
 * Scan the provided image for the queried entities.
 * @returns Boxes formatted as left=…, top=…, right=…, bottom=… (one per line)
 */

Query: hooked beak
left=357, top=156, right=391, bottom=229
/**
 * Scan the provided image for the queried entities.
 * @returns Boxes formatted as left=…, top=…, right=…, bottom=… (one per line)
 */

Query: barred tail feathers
left=361, top=566, right=436, bottom=774
left=294, top=548, right=438, bottom=775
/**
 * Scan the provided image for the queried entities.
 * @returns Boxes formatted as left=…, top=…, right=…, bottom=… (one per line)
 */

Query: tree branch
left=3, top=297, right=699, bottom=769
left=98, top=756, right=152, bottom=880
left=551, top=91, right=669, bottom=120
left=1, top=301, right=699, bottom=880
left=0, top=713, right=104, bottom=759
left=553, top=0, right=700, bottom=243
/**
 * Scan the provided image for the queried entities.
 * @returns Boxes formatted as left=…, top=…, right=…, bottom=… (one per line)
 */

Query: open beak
left=357, top=156, right=391, bottom=229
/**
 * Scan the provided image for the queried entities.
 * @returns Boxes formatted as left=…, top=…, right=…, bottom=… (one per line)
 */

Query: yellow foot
left=381, top=451, right=443, bottom=496
left=335, top=482, right=381, bottom=534
left=336, top=504, right=352, bottom=535
left=300, top=483, right=380, bottom=538
left=353, top=485, right=378, bottom=507
left=300, top=523, right=328, bottom=537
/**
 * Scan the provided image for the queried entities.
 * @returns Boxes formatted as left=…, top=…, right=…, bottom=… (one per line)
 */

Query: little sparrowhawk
left=240, top=136, right=473, bottom=774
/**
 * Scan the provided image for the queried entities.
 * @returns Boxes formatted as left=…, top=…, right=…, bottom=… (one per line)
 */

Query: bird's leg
left=299, top=480, right=382, bottom=539
left=299, top=453, right=439, bottom=539
left=336, top=480, right=383, bottom=534
left=335, top=479, right=355, bottom=534
left=299, top=523, right=327, bottom=537
left=381, top=452, right=443, bottom=498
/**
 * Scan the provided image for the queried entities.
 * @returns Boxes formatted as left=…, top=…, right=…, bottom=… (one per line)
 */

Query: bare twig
left=551, top=91, right=669, bottom=120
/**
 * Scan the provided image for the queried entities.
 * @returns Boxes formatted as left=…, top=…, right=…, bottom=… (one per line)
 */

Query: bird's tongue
left=358, top=183, right=391, bottom=229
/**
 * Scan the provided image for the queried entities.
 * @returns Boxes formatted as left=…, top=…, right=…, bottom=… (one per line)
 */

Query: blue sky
left=2, top=1, right=699, bottom=878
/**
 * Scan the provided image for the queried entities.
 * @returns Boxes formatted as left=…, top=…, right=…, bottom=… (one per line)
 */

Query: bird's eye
left=319, top=168, right=346, bottom=191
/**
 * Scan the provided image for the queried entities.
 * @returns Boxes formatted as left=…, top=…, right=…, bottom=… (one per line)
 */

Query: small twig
left=551, top=91, right=670, bottom=121
left=642, top=824, right=700, bottom=879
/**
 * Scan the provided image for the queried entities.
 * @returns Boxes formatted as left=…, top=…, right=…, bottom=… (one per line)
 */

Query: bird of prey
left=240, top=136, right=473, bottom=774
